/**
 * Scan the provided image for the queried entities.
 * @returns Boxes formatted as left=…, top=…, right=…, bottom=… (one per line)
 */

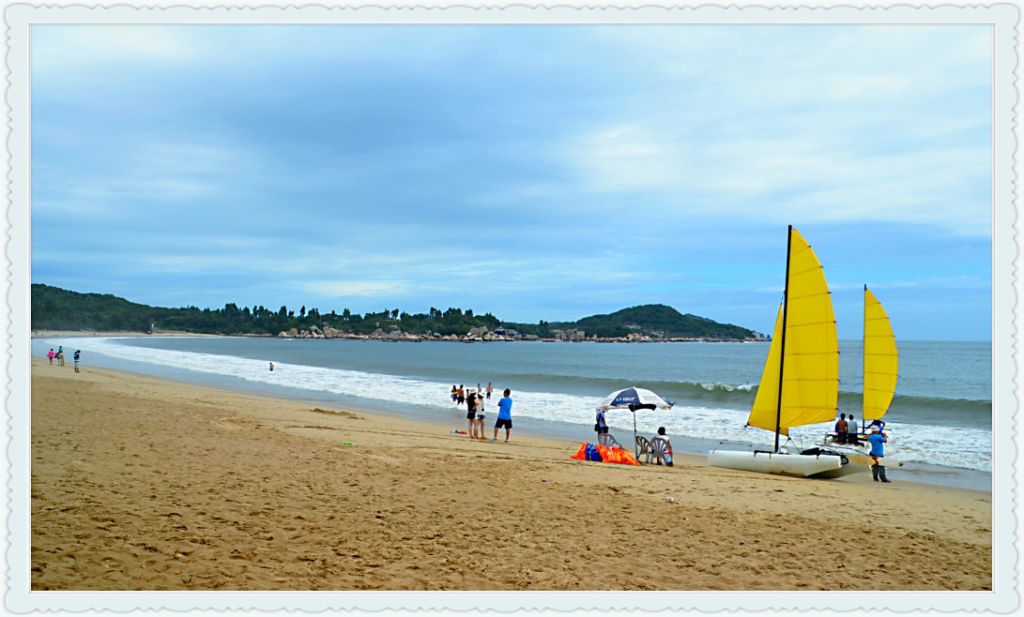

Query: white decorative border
left=2, top=1, right=1020, bottom=615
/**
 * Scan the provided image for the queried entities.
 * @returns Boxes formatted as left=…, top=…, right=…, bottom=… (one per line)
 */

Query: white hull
left=708, top=449, right=863, bottom=478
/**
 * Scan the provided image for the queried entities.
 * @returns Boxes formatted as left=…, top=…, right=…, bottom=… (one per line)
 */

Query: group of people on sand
left=595, top=408, right=674, bottom=466
left=835, top=412, right=891, bottom=482
left=47, top=346, right=81, bottom=372
left=451, top=382, right=512, bottom=442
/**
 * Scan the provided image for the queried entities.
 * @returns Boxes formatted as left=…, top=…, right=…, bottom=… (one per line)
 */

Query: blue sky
left=30, top=24, right=993, bottom=340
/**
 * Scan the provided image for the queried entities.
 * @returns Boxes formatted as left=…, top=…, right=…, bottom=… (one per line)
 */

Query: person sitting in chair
left=653, top=427, right=673, bottom=467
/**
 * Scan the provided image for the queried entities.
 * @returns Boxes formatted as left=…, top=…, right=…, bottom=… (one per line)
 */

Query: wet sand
left=30, top=358, right=991, bottom=591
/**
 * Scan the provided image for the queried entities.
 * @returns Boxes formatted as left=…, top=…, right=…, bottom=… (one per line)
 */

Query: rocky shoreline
left=33, top=327, right=764, bottom=344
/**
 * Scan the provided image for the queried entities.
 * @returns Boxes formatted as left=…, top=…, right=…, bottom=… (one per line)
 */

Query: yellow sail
left=748, top=228, right=840, bottom=436
left=862, top=286, right=898, bottom=421
left=749, top=305, right=785, bottom=433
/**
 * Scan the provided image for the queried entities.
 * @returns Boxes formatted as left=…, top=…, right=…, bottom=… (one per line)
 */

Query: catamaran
left=708, top=226, right=863, bottom=478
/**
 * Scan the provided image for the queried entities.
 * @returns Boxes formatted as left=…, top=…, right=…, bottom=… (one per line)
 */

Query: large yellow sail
left=747, top=228, right=840, bottom=436
left=862, top=286, right=898, bottom=421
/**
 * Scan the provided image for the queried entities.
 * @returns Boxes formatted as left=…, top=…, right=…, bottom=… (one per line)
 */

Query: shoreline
left=29, top=335, right=992, bottom=492
left=28, top=358, right=992, bottom=591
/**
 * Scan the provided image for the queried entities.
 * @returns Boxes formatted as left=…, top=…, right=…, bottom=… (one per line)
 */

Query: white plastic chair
left=649, top=437, right=670, bottom=465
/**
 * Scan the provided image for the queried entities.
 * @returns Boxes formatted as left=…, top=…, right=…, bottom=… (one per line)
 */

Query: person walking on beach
left=492, top=389, right=513, bottom=443
left=47, top=349, right=54, bottom=365
left=73, top=350, right=81, bottom=373
left=835, top=413, right=849, bottom=444
left=868, top=427, right=891, bottom=483
left=466, top=390, right=479, bottom=438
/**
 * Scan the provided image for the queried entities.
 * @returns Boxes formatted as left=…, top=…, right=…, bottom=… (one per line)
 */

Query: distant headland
left=31, top=284, right=767, bottom=343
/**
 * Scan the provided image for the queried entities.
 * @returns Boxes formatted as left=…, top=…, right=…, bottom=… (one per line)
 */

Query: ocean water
left=33, top=336, right=992, bottom=486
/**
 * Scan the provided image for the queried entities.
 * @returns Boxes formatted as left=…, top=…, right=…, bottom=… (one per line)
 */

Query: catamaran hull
left=708, top=450, right=863, bottom=478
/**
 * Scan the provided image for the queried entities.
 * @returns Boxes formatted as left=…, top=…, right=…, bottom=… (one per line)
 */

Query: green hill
left=573, top=304, right=758, bottom=340
left=30, top=284, right=759, bottom=340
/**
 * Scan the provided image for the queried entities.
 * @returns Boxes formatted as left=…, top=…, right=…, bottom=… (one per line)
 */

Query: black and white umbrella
left=597, top=387, right=675, bottom=457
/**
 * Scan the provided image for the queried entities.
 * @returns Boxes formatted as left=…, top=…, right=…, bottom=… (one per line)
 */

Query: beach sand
left=30, top=358, right=991, bottom=591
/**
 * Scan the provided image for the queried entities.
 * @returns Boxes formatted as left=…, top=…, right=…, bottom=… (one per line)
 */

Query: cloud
left=302, top=281, right=407, bottom=298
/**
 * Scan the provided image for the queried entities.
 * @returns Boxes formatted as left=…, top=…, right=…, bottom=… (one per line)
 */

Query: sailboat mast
left=861, top=283, right=867, bottom=436
left=774, top=225, right=794, bottom=453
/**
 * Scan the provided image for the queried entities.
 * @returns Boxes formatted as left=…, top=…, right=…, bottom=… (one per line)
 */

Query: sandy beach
left=29, top=357, right=992, bottom=592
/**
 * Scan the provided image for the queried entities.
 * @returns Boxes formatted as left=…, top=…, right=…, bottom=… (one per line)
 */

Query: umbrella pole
left=633, top=411, right=638, bottom=459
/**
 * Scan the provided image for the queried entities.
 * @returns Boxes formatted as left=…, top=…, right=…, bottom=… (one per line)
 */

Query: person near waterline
left=868, top=426, right=891, bottom=483
left=595, top=408, right=609, bottom=435
left=847, top=415, right=859, bottom=444
left=486, top=382, right=493, bottom=399
left=474, top=393, right=487, bottom=439
left=834, top=413, right=849, bottom=444
left=47, top=349, right=54, bottom=365
left=466, top=390, right=478, bottom=438
left=73, top=350, right=81, bottom=373
left=492, top=389, right=513, bottom=443
left=457, top=385, right=465, bottom=407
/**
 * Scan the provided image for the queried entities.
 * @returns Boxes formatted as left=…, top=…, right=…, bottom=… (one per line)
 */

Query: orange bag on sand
left=570, top=443, right=590, bottom=461
left=595, top=445, right=642, bottom=466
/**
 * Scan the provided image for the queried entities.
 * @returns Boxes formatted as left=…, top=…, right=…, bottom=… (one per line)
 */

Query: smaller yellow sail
left=863, top=287, right=898, bottom=421
left=749, top=305, right=785, bottom=434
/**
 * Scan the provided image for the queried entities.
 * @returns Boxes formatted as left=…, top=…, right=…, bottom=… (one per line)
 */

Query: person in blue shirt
left=492, top=389, right=513, bottom=443
left=867, top=427, right=891, bottom=483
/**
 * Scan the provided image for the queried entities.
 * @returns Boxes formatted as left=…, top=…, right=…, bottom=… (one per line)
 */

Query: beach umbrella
left=597, top=387, right=675, bottom=458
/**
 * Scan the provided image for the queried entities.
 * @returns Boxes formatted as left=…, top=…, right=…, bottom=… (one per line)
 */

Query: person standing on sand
left=847, top=415, right=859, bottom=444
left=466, top=390, right=478, bottom=438
left=47, top=349, right=54, bottom=365
left=595, top=408, right=608, bottom=436
left=73, top=350, right=81, bottom=373
left=492, top=389, right=513, bottom=443
left=868, top=427, right=891, bottom=483
left=475, top=393, right=486, bottom=439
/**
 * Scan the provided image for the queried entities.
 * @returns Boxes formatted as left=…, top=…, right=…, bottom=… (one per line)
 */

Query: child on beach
left=47, top=349, right=54, bottom=365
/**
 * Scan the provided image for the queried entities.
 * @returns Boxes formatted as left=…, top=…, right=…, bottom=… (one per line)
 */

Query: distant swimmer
left=269, top=362, right=274, bottom=372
